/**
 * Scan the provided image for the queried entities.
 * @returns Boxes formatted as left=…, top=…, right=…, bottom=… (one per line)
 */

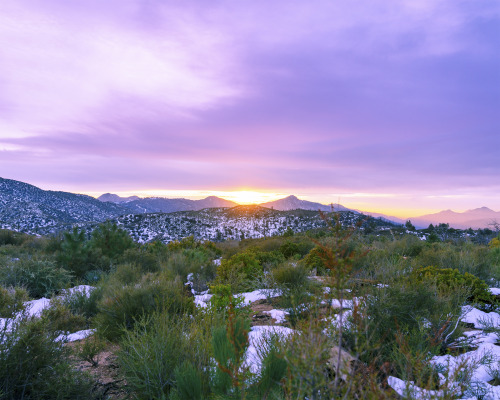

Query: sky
left=0, top=0, right=499, bottom=218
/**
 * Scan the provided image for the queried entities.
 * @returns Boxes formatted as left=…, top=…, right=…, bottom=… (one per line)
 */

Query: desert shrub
left=122, top=247, right=160, bottom=273
left=57, top=227, right=92, bottom=278
left=0, top=258, right=72, bottom=298
left=347, top=279, right=465, bottom=371
left=109, top=263, right=143, bottom=286
left=191, top=259, right=218, bottom=293
left=96, top=275, right=195, bottom=340
left=279, top=241, right=301, bottom=259
left=208, top=284, right=250, bottom=320
left=74, top=334, right=106, bottom=367
left=0, top=316, right=95, bottom=399
left=303, top=246, right=329, bottom=275
left=271, top=262, right=310, bottom=296
left=411, top=266, right=495, bottom=308
left=89, top=222, right=135, bottom=261
left=0, top=230, right=23, bottom=246
left=252, top=250, right=285, bottom=270
left=40, top=298, right=87, bottom=333
left=164, top=248, right=212, bottom=282
left=283, top=320, right=332, bottom=398
left=215, top=251, right=263, bottom=293
left=119, top=311, right=211, bottom=400
left=61, top=286, right=102, bottom=321
left=489, top=235, right=500, bottom=249
left=167, top=235, right=221, bottom=257
left=210, top=309, right=251, bottom=397
left=0, top=286, right=28, bottom=318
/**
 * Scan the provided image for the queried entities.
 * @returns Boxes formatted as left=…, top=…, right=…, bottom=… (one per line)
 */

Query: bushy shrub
left=303, top=246, right=329, bottom=275
left=119, top=311, right=210, bottom=400
left=89, top=222, right=135, bottom=261
left=61, top=285, right=102, bottom=321
left=347, top=279, right=465, bottom=371
left=0, top=230, right=23, bottom=246
left=40, top=298, right=87, bottom=333
left=167, top=235, right=221, bottom=257
left=0, top=286, right=28, bottom=318
left=96, top=275, right=195, bottom=340
left=215, top=251, right=263, bottom=293
left=57, top=227, right=92, bottom=278
left=122, top=247, right=161, bottom=273
left=0, top=316, right=95, bottom=399
left=489, top=235, right=500, bottom=249
left=208, top=284, right=249, bottom=319
left=0, top=258, right=72, bottom=298
left=279, top=241, right=301, bottom=259
left=271, top=262, right=310, bottom=296
left=164, top=249, right=212, bottom=282
left=411, top=266, right=495, bottom=307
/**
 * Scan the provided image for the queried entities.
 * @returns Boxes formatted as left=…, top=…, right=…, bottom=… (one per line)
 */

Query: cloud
left=0, top=0, right=499, bottom=211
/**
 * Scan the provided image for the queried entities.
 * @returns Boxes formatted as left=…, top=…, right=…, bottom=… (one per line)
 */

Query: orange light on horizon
left=84, top=189, right=287, bottom=205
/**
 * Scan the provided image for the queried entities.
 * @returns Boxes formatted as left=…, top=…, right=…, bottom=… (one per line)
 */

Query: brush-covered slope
left=0, top=177, right=126, bottom=233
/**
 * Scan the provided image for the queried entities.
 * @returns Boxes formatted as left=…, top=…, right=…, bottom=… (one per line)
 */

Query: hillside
left=100, top=194, right=237, bottom=213
left=0, top=177, right=126, bottom=233
left=260, top=195, right=352, bottom=212
left=411, top=207, right=500, bottom=230
left=104, top=206, right=392, bottom=243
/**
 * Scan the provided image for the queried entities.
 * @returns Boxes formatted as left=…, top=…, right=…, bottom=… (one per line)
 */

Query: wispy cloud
left=0, top=0, right=499, bottom=213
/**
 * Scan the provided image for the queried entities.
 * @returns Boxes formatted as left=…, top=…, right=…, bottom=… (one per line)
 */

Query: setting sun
left=216, top=191, right=284, bottom=205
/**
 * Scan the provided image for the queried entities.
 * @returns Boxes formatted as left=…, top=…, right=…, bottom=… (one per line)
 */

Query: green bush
left=57, top=227, right=92, bottom=279
left=0, top=230, right=24, bottom=246
left=122, top=247, right=161, bottom=273
left=0, top=258, right=72, bottom=298
left=215, top=252, right=263, bottom=293
left=347, top=279, right=465, bottom=371
left=271, top=262, right=310, bottom=296
left=89, top=222, right=135, bottom=261
left=96, top=275, right=195, bottom=340
left=303, top=246, right=329, bottom=275
left=119, top=311, right=210, bottom=400
left=61, top=286, right=102, bottom=321
left=279, top=241, right=301, bottom=259
left=0, top=316, right=95, bottom=399
left=0, top=286, right=28, bottom=318
left=164, top=249, right=212, bottom=282
left=411, top=266, right=495, bottom=307
left=40, top=298, right=87, bottom=333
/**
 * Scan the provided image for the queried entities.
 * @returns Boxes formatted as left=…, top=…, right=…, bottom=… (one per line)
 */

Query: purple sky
left=0, top=0, right=499, bottom=217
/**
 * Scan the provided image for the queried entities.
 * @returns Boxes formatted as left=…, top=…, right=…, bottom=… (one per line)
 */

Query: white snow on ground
left=490, top=288, right=500, bottom=296
left=56, top=329, right=95, bottom=343
left=24, top=297, right=51, bottom=317
left=61, top=285, right=95, bottom=297
left=388, top=376, right=442, bottom=399
left=388, top=299, right=500, bottom=399
left=0, top=285, right=95, bottom=335
left=245, top=325, right=294, bottom=374
left=194, top=289, right=281, bottom=308
left=263, top=309, right=288, bottom=324
left=194, top=293, right=213, bottom=308
left=461, top=306, right=500, bottom=329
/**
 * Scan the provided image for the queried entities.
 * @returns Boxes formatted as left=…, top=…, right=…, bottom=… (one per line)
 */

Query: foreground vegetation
left=0, top=217, right=500, bottom=399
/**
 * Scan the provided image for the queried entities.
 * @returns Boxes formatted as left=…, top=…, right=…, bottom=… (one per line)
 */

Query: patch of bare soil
left=66, top=339, right=128, bottom=400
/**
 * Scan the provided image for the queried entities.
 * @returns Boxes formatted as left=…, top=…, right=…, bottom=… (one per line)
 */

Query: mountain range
left=1, top=177, right=498, bottom=235
left=410, top=207, right=500, bottom=230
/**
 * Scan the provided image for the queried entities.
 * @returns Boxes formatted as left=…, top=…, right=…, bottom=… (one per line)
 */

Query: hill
left=103, top=206, right=394, bottom=243
left=0, top=177, right=126, bottom=234
left=260, top=195, right=352, bottom=212
left=411, top=207, right=500, bottom=230
left=99, top=193, right=237, bottom=213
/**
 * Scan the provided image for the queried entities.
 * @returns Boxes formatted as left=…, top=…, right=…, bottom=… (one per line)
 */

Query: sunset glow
left=0, top=0, right=498, bottom=215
